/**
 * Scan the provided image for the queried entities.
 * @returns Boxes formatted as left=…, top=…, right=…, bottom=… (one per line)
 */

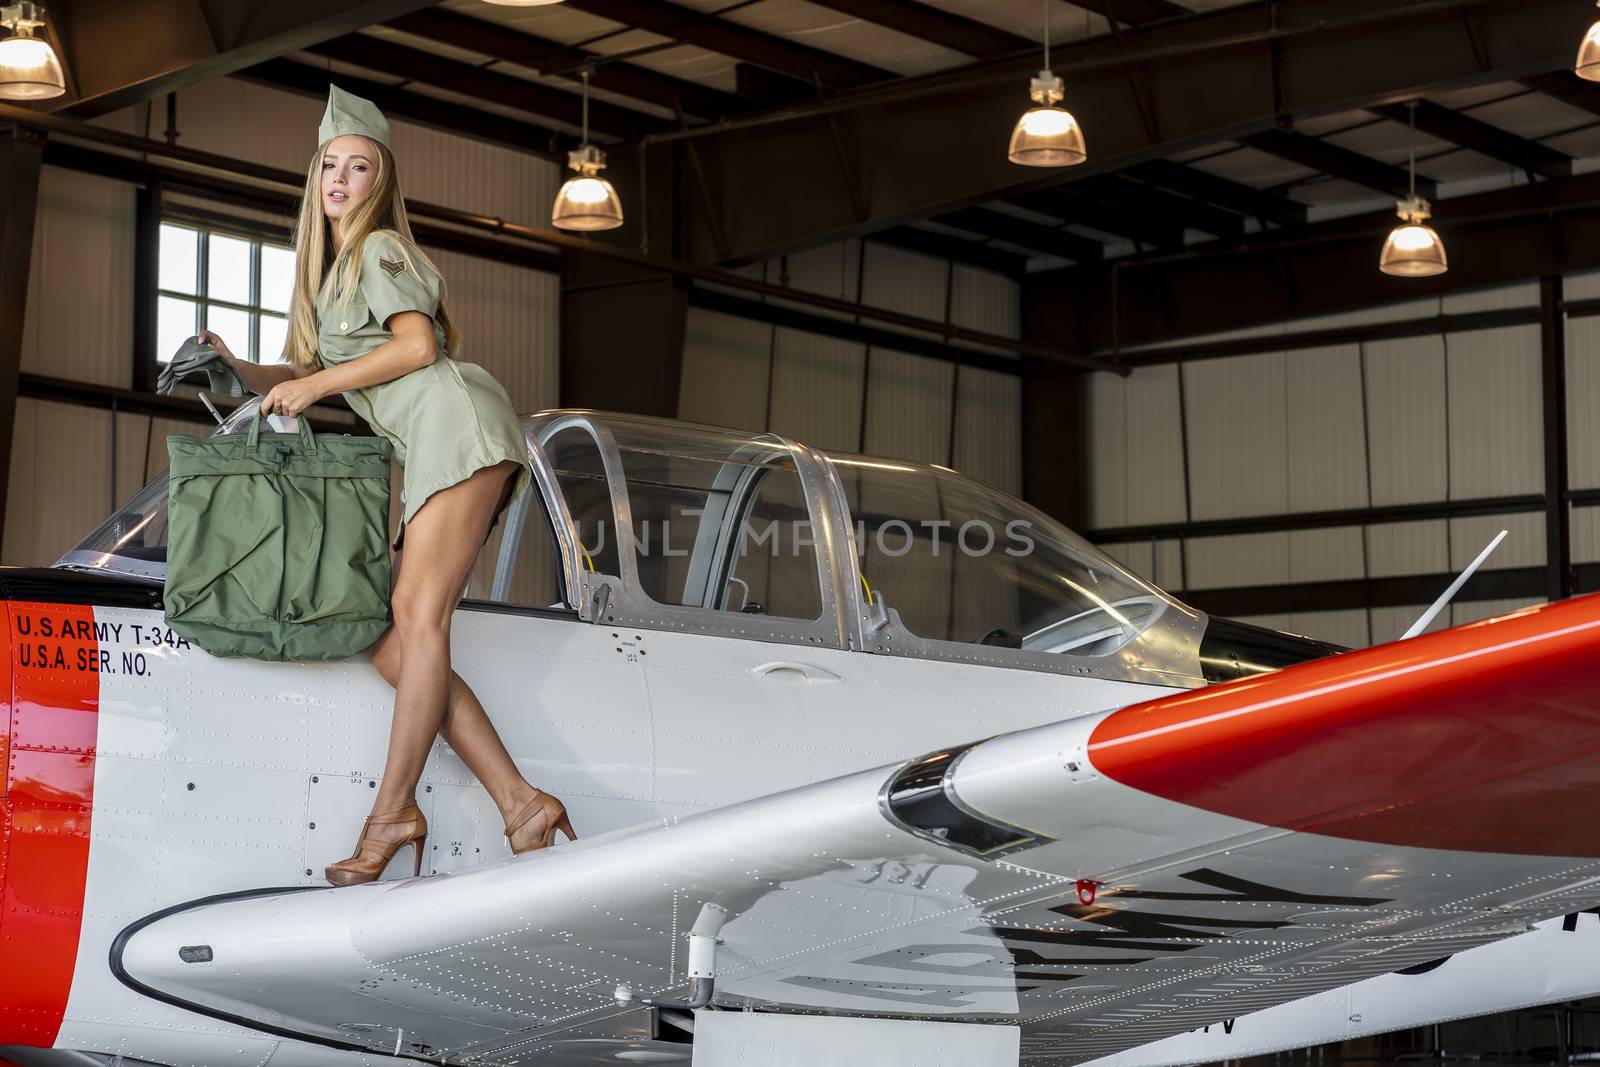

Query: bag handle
left=244, top=408, right=318, bottom=456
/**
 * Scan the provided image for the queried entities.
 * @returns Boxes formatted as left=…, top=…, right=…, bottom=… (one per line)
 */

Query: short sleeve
left=358, top=232, right=443, bottom=328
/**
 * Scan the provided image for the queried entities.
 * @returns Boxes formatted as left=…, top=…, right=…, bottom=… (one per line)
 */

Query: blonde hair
left=283, top=137, right=460, bottom=370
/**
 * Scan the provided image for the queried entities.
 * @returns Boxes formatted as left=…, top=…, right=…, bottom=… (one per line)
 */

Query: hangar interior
left=1, top=0, right=1596, bottom=649
left=5, top=1, right=1600, bottom=1063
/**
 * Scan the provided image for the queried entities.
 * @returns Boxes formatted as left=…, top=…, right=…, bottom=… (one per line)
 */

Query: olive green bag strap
left=243, top=408, right=317, bottom=460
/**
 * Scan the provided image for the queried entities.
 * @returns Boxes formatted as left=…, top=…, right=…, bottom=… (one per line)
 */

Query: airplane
left=3, top=401, right=1600, bottom=1067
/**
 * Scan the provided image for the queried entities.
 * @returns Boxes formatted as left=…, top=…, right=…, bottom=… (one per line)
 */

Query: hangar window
left=155, top=220, right=293, bottom=366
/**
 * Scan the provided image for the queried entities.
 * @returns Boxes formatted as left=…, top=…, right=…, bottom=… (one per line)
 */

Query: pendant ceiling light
left=552, top=70, right=624, bottom=232
left=1008, top=0, right=1085, bottom=167
left=1379, top=101, right=1447, bottom=277
left=1578, top=0, right=1600, bottom=80
left=0, top=2, right=65, bottom=101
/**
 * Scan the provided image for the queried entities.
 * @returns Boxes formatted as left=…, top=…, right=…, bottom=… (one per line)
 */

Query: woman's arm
left=313, top=311, right=436, bottom=394
left=257, top=312, right=436, bottom=417
left=230, top=357, right=300, bottom=394
left=196, top=329, right=298, bottom=394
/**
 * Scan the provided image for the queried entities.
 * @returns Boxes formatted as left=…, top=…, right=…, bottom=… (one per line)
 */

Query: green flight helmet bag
left=164, top=410, right=394, bottom=660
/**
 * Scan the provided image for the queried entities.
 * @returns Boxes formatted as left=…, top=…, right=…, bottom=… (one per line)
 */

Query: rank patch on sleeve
left=379, top=256, right=406, bottom=278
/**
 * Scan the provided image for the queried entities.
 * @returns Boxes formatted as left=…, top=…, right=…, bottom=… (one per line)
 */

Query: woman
left=199, top=85, right=574, bottom=885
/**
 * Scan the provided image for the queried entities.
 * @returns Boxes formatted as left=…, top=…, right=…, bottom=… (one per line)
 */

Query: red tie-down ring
left=1075, top=879, right=1101, bottom=906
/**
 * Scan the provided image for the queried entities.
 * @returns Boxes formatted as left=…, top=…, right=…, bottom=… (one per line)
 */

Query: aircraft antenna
left=1401, top=529, right=1508, bottom=640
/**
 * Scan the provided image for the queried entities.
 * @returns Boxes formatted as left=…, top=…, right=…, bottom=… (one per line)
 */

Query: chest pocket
left=325, top=297, right=369, bottom=336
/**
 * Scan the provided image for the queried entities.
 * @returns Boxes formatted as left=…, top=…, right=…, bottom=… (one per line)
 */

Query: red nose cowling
left=1, top=601, right=99, bottom=1046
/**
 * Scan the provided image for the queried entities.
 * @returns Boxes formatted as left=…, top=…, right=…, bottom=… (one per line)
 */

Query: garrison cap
left=318, top=84, right=391, bottom=152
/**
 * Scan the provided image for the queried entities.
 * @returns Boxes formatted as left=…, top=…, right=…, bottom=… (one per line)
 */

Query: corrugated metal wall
left=4, top=78, right=562, bottom=568
left=1091, top=282, right=1564, bottom=649
left=96, top=79, right=565, bottom=231
left=20, top=165, right=136, bottom=387
left=677, top=237, right=1024, bottom=495
left=3, top=400, right=197, bottom=568
left=4, top=163, right=149, bottom=567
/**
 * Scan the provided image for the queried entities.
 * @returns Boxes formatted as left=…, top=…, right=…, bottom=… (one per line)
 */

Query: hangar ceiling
left=195, top=0, right=1597, bottom=287
left=0, top=0, right=1588, bottom=373
left=16, top=0, right=1591, bottom=305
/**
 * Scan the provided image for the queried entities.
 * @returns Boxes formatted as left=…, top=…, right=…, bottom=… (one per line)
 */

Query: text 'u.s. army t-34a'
left=4, top=404, right=1600, bottom=1067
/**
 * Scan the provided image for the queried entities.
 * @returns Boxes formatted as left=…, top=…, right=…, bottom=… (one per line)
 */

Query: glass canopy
left=829, top=452, right=1166, bottom=657
left=59, top=407, right=1205, bottom=683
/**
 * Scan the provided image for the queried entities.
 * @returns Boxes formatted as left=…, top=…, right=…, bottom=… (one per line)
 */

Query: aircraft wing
left=116, top=594, right=1600, bottom=1065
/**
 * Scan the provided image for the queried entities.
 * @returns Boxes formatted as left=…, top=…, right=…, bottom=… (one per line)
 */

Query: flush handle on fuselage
left=747, top=661, right=840, bottom=683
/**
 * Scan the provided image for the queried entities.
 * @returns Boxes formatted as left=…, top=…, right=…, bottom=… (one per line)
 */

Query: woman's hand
left=259, top=375, right=326, bottom=418
left=195, top=330, right=237, bottom=365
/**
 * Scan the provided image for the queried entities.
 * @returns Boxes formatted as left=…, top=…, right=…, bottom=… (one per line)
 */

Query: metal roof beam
left=869, top=227, right=1028, bottom=276
left=306, top=33, right=666, bottom=141
left=690, top=287, right=1023, bottom=374
left=1007, top=188, right=1184, bottom=248
left=1370, top=99, right=1572, bottom=179
left=804, top=0, right=1033, bottom=58
left=1235, top=127, right=1440, bottom=199
left=1071, top=174, right=1244, bottom=239
left=1242, top=128, right=1435, bottom=199
left=1125, top=159, right=1308, bottom=227
left=936, top=206, right=1105, bottom=262
left=234, top=59, right=570, bottom=158
left=1071, top=0, right=1193, bottom=26
left=41, top=0, right=437, bottom=117
left=563, top=0, right=892, bottom=89
left=666, top=0, right=1557, bottom=264
left=731, top=63, right=814, bottom=106
left=1520, top=71, right=1600, bottom=118
left=385, top=9, right=752, bottom=120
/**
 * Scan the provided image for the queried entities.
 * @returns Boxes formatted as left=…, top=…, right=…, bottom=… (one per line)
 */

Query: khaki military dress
left=315, top=230, right=532, bottom=553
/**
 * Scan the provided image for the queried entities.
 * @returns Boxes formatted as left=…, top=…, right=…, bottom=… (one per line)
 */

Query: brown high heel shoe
left=504, top=789, right=577, bottom=855
left=325, top=803, right=428, bottom=886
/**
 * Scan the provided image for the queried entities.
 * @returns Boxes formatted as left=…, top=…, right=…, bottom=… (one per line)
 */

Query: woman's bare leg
left=365, top=462, right=541, bottom=831
left=367, top=461, right=529, bottom=820
left=369, top=646, right=536, bottom=818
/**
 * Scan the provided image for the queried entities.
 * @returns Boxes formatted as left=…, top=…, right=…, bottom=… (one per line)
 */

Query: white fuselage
left=44, top=599, right=1155, bottom=1065
left=7, top=597, right=1595, bottom=1067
